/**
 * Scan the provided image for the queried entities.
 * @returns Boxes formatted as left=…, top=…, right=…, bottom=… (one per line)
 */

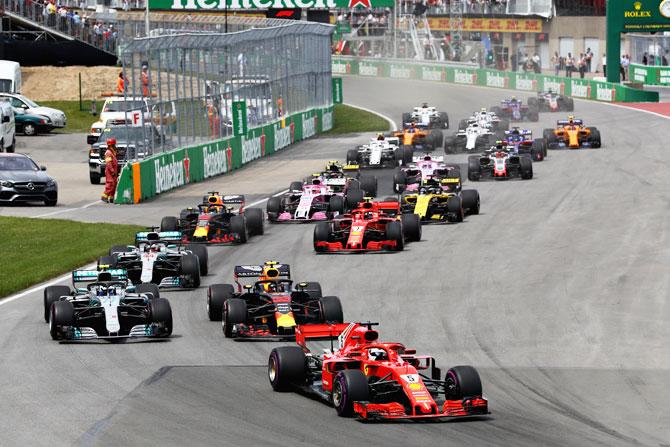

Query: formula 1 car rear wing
left=557, top=119, right=583, bottom=126
left=234, top=263, right=291, bottom=278
left=295, top=323, right=352, bottom=349
left=135, top=231, right=182, bottom=244
left=72, top=269, right=128, bottom=285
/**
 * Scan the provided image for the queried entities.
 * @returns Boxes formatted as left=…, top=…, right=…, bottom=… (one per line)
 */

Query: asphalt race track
left=1, top=76, right=669, bottom=447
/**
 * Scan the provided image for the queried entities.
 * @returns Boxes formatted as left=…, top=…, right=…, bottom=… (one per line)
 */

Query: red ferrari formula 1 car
left=313, top=200, right=421, bottom=253
left=206, top=261, right=344, bottom=340
left=268, top=322, right=489, bottom=420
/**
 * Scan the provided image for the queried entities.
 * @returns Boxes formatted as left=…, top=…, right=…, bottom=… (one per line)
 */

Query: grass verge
left=322, top=104, right=390, bottom=135
left=0, top=216, right=142, bottom=298
left=39, top=100, right=99, bottom=134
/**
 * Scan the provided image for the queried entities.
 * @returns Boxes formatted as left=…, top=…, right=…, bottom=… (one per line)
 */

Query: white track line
left=246, top=189, right=289, bottom=208
left=343, top=102, right=398, bottom=131
left=35, top=200, right=101, bottom=218
left=0, top=263, right=96, bottom=306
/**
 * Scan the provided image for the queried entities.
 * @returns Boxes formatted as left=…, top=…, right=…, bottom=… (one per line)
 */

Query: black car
left=88, top=124, right=165, bottom=184
left=0, top=153, right=57, bottom=205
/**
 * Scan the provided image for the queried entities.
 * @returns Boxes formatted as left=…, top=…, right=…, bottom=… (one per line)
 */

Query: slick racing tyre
left=269, top=346, right=306, bottom=391
left=447, top=196, right=464, bottom=223
left=520, top=156, right=533, bottom=180
left=445, top=365, right=483, bottom=400
left=429, top=129, right=443, bottom=149
left=385, top=221, right=404, bottom=251
left=444, top=136, right=457, bottom=154
left=439, top=111, right=449, bottom=129
left=346, top=149, right=359, bottom=165
left=136, top=283, right=161, bottom=300
left=345, top=189, right=365, bottom=211
left=333, top=370, right=369, bottom=417
left=180, top=254, right=201, bottom=288
left=468, top=156, right=482, bottom=182
left=266, top=196, right=282, bottom=221
left=44, top=285, right=71, bottom=323
left=319, top=296, right=344, bottom=323
left=207, top=284, right=235, bottom=321
left=461, top=189, right=480, bottom=215
left=588, top=127, right=602, bottom=148
left=328, top=195, right=345, bottom=214
left=393, top=169, right=408, bottom=193
left=50, top=300, right=74, bottom=340
left=186, top=244, right=209, bottom=276
left=358, top=175, right=378, bottom=197
left=160, top=216, right=179, bottom=232
left=244, top=208, right=265, bottom=237
left=223, top=298, right=247, bottom=338
left=289, top=181, right=303, bottom=192
left=230, top=215, right=248, bottom=243
left=313, top=222, right=331, bottom=252
left=400, top=213, right=422, bottom=242
left=150, top=298, right=173, bottom=337
left=299, top=281, right=323, bottom=299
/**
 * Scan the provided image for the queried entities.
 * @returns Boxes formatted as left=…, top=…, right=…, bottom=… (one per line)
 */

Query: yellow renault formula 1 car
left=400, top=178, right=480, bottom=223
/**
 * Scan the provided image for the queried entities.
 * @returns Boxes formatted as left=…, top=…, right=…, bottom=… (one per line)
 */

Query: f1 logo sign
left=132, top=111, right=142, bottom=126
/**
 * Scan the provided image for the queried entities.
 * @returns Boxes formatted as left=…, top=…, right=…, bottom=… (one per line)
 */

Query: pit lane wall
left=333, top=57, right=659, bottom=103
left=113, top=107, right=333, bottom=204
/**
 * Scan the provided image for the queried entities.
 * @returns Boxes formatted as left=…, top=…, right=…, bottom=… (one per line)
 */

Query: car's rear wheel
left=50, top=300, right=74, bottom=340
left=289, top=181, right=303, bottom=192
left=44, top=285, right=71, bottom=323
left=266, top=196, right=282, bottom=221
left=150, top=297, right=173, bottom=337
left=160, top=216, right=179, bottom=232
left=244, top=208, right=264, bottom=236
left=447, top=196, right=464, bottom=222
left=89, top=172, right=101, bottom=184
left=345, top=189, right=364, bottom=210
left=136, top=283, right=161, bottom=300
left=429, top=129, right=443, bottom=149
left=400, top=213, right=421, bottom=242
left=461, top=190, right=480, bottom=215
left=180, top=254, right=201, bottom=288
left=223, top=298, right=247, bottom=338
left=207, top=283, right=235, bottom=321
left=230, top=215, right=248, bottom=243
left=445, top=365, right=483, bottom=400
left=268, top=346, right=306, bottom=391
left=328, top=195, right=345, bottom=214
left=24, top=123, right=37, bottom=136
left=358, top=175, right=377, bottom=197
left=393, top=169, right=408, bottom=193
left=186, top=244, right=208, bottom=276
left=333, top=370, right=369, bottom=417
left=299, top=281, right=322, bottom=299
left=346, top=149, right=359, bottom=164
left=468, top=156, right=481, bottom=181
left=319, top=296, right=343, bottom=323
left=385, top=221, right=404, bottom=251
left=520, top=156, right=533, bottom=180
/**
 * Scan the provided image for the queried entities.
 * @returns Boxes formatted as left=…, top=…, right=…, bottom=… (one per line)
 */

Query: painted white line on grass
left=343, top=102, right=398, bottom=131
left=35, top=200, right=101, bottom=218
left=0, top=263, right=96, bottom=306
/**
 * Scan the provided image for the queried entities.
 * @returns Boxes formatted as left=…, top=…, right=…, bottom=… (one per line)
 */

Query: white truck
left=0, top=60, right=21, bottom=94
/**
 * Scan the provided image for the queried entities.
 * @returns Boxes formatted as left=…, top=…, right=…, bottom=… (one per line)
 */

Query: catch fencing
left=113, top=20, right=334, bottom=203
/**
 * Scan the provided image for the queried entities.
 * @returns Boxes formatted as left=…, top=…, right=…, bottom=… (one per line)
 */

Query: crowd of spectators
left=335, top=9, right=391, bottom=37
left=400, top=0, right=508, bottom=16
left=6, top=0, right=119, bottom=52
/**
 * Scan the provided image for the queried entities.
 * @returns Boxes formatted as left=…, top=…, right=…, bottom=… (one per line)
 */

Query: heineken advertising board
left=149, top=0, right=394, bottom=10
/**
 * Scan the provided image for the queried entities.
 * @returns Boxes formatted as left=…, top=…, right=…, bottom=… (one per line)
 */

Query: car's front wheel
left=24, top=123, right=36, bottom=136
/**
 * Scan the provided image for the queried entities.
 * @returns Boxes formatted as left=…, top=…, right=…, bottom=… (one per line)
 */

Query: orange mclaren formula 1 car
left=542, top=116, right=601, bottom=149
left=206, top=261, right=344, bottom=339
left=268, top=322, right=489, bottom=420
left=313, top=199, right=421, bottom=253
left=391, top=122, right=443, bottom=153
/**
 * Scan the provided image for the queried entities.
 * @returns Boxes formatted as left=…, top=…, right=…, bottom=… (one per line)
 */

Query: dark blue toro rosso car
left=491, top=98, right=539, bottom=122
left=502, top=127, right=547, bottom=162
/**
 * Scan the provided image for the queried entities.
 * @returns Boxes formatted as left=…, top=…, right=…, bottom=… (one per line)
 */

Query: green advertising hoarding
left=232, top=100, right=248, bottom=136
left=331, top=56, right=659, bottom=103
left=115, top=105, right=334, bottom=204
left=630, top=62, right=670, bottom=85
left=149, top=0, right=394, bottom=10
left=332, top=77, right=343, bottom=104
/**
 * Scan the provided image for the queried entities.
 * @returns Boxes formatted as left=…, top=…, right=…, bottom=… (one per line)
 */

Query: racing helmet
left=325, top=160, right=340, bottom=172
left=368, top=348, right=387, bottom=360
left=568, top=115, right=575, bottom=123
left=377, top=133, right=385, bottom=141
left=423, top=155, right=432, bottom=161
left=106, top=138, right=117, bottom=147
left=312, top=178, right=322, bottom=185
left=511, top=96, right=517, bottom=102
left=495, top=140, right=505, bottom=150
left=421, top=102, right=429, bottom=108
left=207, top=195, right=223, bottom=206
